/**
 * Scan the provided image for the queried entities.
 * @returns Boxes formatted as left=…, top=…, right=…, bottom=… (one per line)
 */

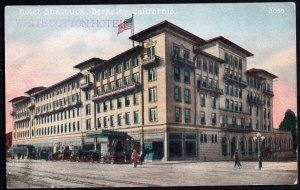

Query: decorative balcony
left=28, top=103, right=35, bottom=110
left=142, top=55, right=160, bottom=68
left=221, top=123, right=252, bottom=133
left=197, top=83, right=224, bottom=96
left=171, top=55, right=195, bottom=68
left=80, top=81, right=93, bottom=91
left=15, top=115, right=30, bottom=122
left=10, top=111, right=16, bottom=116
left=223, top=73, right=248, bottom=88
left=34, top=101, right=82, bottom=118
left=92, top=82, right=140, bottom=102
left=247, top=96, right=260, bottom=105
left=263, top=89, right=274, bottom=97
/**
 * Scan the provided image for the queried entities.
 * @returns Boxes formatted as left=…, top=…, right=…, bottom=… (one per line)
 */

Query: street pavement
left=6, top=159, right=298, bottom=188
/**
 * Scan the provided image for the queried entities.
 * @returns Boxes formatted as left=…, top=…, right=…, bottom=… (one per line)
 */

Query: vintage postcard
left=5, top=3, right=297, bottom=188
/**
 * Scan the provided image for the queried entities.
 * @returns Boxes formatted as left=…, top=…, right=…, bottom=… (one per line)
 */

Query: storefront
left=169, top=133, right=197, bottom=160
left=143, top=133, right=164, bottom=161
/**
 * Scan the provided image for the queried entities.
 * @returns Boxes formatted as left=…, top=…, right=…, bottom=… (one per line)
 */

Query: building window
left=149, top=108, right=157, bottom=122
left=175, top=107, right=181, bottom=122
left=85, top=104, right=91, bottom=115
left=211, top=96, right=217, bottom=109
left=183, top=50, right=189, bottom=61
left=77, top=121, right=80, bottom=131
left=117, top=64, right=122, bottom=74
left=200, top=111, right=206, bottom=124
left=222, top=137, right=228, bottom=156
left=134, top=111, right=139, bottom=124
left=148, top=68, right=157, bottom=82
left=184, top=69, right=190, bottom=83
left=203, top=60, right=207, bottom=72
left=133, top=93, right=139, bottom=105
left=86, top=119, right=91, bottom=130
left=110, top=99, right=115, bottom=110
left=85, top=91, right=91, bottom=100
left=133, top=56, right=139, bottom=67
left=184, top=89, right=191, bottom=103
left=197, top=58, right=202, bottom=69
left=200, top=94, right=205, bottom=107
left=133, top=73, right=139, bottom=83
left=174, top=66, right=180, bottom=81
left=117, top=97, right=122, bottom=108
left=239, top=59, right=242, bottom=70
left=103, top=117, right=107, bottom=128
left=125, top=95, right=130, bottom=107
left=125, top=112, right=130, bottom=125
left=149, top=87, right=157, bottom=102
left=230, top=100, right=234, bottom=111
left=174, top=86, right=181, bottom=102
left=184, top=109, right=191, bottom=123
left=118, top=114, right=122, bottom=126
left=97, top=117, right=101, bottom=128
left=110, top=82, right=115, bottom=91
left=204, top=134, right=207, bottom=143
left=234, top=101, right=238, bottom=112
left=124, top=76, right=130, bottom=85
left=225, top=99, right=229, bottom=110
left=124, top=59, right=130, bottom=71
left=110, top=115, right=115, bottom=127
left=239, top=102, right=242, bottom=112
left=211, top=113, right=216, bottom=125
left=103, top=101, right=108, bottom=112
left=209, top=62, right=213, bottom=74
left=117, top=79, right=123, bottom=88
left=173, top=46, right=180, bottom=58
left=96, top=102, right=101, bottom=113
left=147, top=46, right=155, bottom=58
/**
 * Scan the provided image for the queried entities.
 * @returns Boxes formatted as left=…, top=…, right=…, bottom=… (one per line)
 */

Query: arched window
left=222, top=137, right=228, bottom=156
left=248, top=137, right=253, bottom=157
left=240, top=137, right=246, bottom=157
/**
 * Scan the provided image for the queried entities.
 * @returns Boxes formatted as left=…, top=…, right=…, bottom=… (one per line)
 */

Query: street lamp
left=253, top=132, right=265, bottom=170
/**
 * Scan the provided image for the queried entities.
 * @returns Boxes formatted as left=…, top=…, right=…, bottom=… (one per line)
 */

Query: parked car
left=28, top=153, right=38, bottom=160
left=51, top=150, right=72, bottom=161
left=50, top=151, right=64, bottom=161
left=100, top=153, right=124, bottom=164
left=70, top=150, right=100, bottom=162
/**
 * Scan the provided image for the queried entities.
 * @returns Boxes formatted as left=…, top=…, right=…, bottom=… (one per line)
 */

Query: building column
left=94, top=137, right=97, bottom=151
left=181, top=133, right=184, bottom=160
left=164, top=129, right=168, bottom=161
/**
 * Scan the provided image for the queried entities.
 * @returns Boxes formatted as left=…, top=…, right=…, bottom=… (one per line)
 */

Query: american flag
left=118, top=17, right=133, bottom=35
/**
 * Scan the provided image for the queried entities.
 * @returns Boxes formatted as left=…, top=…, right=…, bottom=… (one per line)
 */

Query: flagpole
left=132, top=13, right=134, bottom=48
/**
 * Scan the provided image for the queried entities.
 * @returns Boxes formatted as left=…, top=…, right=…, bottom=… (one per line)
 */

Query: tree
left=279, top=109, right=297, bottom=153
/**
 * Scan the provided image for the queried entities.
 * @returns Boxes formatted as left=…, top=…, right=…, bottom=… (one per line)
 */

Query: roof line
left=33, top=73, right=83, bottom=96
left=90, top=45, right=143, bottom=72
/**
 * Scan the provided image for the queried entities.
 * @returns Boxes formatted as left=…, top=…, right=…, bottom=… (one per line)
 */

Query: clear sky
left=5, top=3, right=296, bottom=133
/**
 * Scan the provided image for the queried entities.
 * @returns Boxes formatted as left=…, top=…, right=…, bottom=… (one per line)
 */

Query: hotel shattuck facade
left=9, top=21, right=293, bottom=161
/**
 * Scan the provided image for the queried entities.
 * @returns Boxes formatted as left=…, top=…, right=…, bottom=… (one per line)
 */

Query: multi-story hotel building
left=9, top=21, right=293, bottom=161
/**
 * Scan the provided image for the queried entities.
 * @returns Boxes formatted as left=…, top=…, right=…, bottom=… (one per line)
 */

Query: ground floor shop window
left=185, top=134, right=196, bottom=157
left=144, top=141, right=163, bottom=160
left=169, top=133, right=182, bottom=158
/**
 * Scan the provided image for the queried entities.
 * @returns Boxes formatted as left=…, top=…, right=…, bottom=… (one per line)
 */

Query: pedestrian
left=234, top=149, right=242, bottom=168
left=131, top=149, right=138, bottom=168
left=139, top=151, right=145, bottom=165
